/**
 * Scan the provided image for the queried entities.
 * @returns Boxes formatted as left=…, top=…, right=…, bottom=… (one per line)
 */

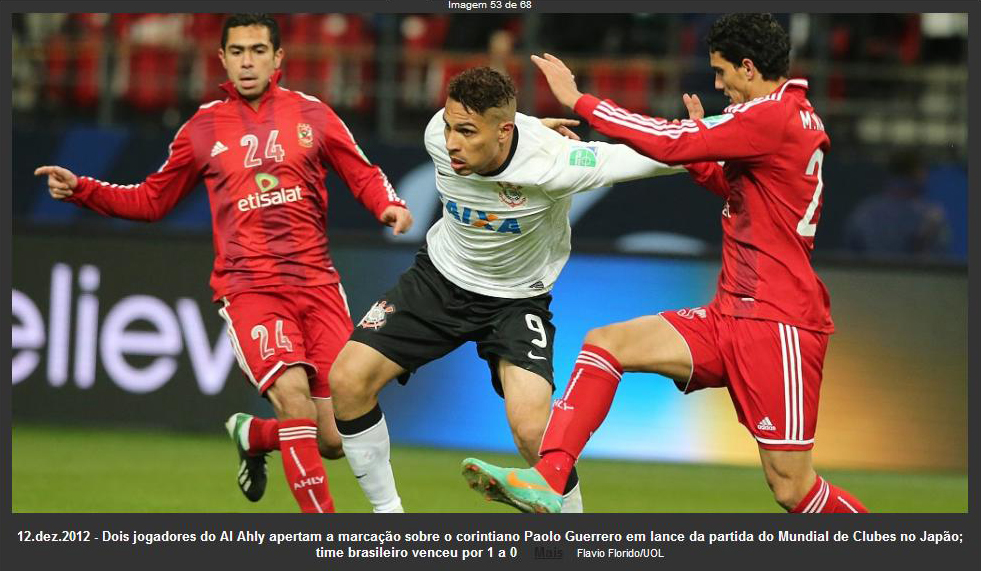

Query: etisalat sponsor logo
left=11, top=263, right=235, bottom=394
left=237, top=173, right=304, bottom=212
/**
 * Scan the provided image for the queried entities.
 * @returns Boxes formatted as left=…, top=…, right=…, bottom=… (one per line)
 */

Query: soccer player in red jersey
left=463, top=13, right=869, bottom=514
left=35, top=13, right=412, bottom=513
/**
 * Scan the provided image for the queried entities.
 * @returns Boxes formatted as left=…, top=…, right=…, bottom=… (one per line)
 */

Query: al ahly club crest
left=297, top=123, right=313, bottom=148
left=497, top=182, right=526, bottom=207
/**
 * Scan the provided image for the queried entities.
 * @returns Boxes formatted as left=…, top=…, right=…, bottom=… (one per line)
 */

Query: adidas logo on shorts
left=756, top=417, right=777, bottom=432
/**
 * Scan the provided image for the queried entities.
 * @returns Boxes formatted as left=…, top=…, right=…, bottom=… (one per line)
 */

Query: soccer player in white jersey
left=327, top=67, right=684, bottom=512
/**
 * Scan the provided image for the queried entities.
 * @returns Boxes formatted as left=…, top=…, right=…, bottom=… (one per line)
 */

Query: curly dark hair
left=447, top=67, right=516, bottom=115
left=706, top=13, right=790, bottom=80
left=222, top=14, right=281, bottom=51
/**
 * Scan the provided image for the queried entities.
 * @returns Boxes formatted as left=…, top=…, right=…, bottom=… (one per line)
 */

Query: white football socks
left=561, top=481, right=584, bottom=513
left=340, top=415, right=403, bottom=513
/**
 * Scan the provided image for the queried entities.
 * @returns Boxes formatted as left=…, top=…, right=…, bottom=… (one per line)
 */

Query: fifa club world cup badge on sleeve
left=297, top=123, right=313, bottom=148
left=358, top=301, right=395, bottom=330
left=569, top=146, right=598, bottom=167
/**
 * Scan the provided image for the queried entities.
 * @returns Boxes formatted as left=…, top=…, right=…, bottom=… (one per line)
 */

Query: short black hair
left=447, top=67, right=516, bottom=115
left=221, top=13, right=280, bottom=51
left=707, top=13, right=790, bottom=80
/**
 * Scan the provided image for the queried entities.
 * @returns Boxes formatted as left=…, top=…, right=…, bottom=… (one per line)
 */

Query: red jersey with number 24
left=67, top=71, right=405, bottom=301
left=575, top=79, right=833, bottom=333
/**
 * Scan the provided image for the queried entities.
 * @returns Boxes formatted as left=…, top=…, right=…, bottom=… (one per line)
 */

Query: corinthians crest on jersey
left=497, top=182, right=527, bottom=207
left=358, top=301, right=395, bottom=330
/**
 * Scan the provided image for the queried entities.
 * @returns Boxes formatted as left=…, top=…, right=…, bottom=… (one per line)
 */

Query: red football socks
left=278, top=419, right=335, bottom=513
left=537, top=451, right=576, bottom=493
left=247, top=417, right=280, bottom=454
left=792, top=476, right=869, bottom=513
left=536, top=344, right=623, bottom=493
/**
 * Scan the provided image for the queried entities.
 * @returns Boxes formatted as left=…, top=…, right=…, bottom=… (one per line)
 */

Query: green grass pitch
left=12, top=424, right=966, bottom=513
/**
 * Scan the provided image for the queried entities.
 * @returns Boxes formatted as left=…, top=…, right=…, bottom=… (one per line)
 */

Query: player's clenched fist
left=34, top=165, right=78, bottom=200
left=380, top=205, right=414, bottom=236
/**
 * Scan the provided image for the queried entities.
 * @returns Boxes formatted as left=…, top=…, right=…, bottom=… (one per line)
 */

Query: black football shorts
left=349, top=248, right=555, bottom=397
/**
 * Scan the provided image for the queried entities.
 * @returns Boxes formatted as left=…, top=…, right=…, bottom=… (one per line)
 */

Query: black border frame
left=3, top=1, right=977, bottom=568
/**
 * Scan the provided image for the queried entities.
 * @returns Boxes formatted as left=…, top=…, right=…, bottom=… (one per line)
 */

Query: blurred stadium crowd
left=11, top=13, right=969, bottom=262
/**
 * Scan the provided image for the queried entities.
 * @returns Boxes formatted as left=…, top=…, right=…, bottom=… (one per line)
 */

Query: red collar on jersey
left=219, top=69, right=283, bottom=106
left=774, top=78, right=809, bottom=97
left=723, top=78, right=810, bottom=114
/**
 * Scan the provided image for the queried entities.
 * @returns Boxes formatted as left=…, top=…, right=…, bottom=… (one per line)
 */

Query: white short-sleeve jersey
left=424, top=110, right=682, bottom=298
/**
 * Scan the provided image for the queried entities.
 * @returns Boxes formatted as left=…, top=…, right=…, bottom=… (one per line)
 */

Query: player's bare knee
left=583, top=325, right=620, bottom=354
left=266, top=367, right=316, bottom=420
left=328, top=362, right=368, bottom=408
left=761, top=450, right=815, bottom=510
left=510, top=420, right=545, bottom=464
left=770, top=482, right=801, bottom=510
left=317, top=436, right=344, bottom=460
left=764, top=468, right=804, bottom=510
left=272, top=390, right=315, bottom=420
left=326, top=359, right=352, bottom=394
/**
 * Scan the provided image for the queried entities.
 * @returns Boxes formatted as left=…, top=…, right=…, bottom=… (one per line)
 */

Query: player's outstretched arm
left=533, top=53, right=716, bottom=166
left=34, top=165, right=78, bottom=200
left=32, top=124, right=202, bottom=222
left=320, top=103, right=410, bottom=226
left=533, top=53, right=706, bottom=125
left=379, top=205, right=413, bottom=236
left=530, top=53, right=583, bottom=109
left=539, top=91, right=711, bottom=195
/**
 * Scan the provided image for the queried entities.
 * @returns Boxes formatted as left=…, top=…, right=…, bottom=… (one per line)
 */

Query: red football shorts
left=218, top=284, right=353, bottom=399
left=660, top=303, right=829, bottom=451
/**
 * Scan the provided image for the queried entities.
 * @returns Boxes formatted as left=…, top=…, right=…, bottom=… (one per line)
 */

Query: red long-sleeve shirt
left=67, top=72, right=405, bottom=301
left=575, top=79, right=833, bottom=333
